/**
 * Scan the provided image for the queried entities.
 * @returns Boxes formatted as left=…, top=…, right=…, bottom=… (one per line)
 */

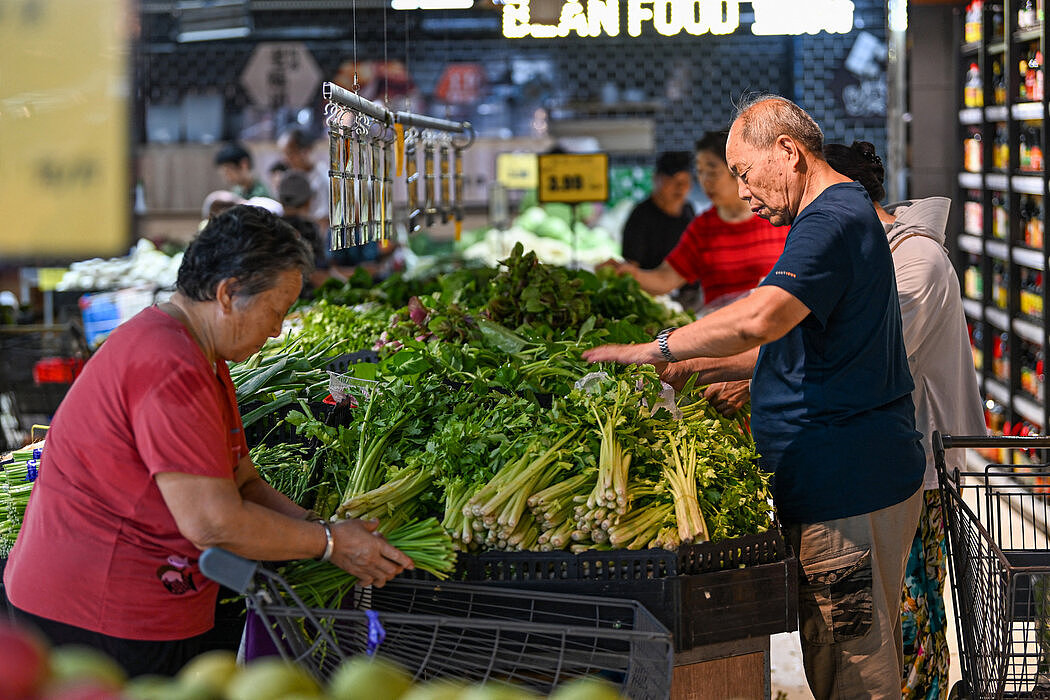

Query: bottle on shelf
left=1033, top=50, right=1045, bottom=101
left=992, top=258, right=1009, bottom=309
left=986, top=397, right=1006, bottom=434
left=965, top=190, right=984, bottom=234
left=994, top=122, right=1009, bottom=170
left=992, top=2, right=1004, bottom=39
left=992, top=191, right=1009, bottom=239
left=965, top=0, right=983, bottom=43
left=1020, top=194, right=1032, bottom=242
left=1020, top=340, right=1045, bottom=401
left=993, top=59, right=1007, bottom=105
left=1020, top=0, right=1038, bottom=27
left=983, top=397, right=1007, bottom=461
left=965, top=253, right=985, bottom=299
left=965, top=127, right=983, bottom=172
left=993, top=330, right=1010, bottom=382
left=1020, top=269, right=1044, bottom=318
left=971, top=321, right=985, bottom=371
left=1025, top=194, right=1044, bottom=248
left=965, top=62, right=984, bottom=108
left=1030, top=124, right=1044, bottom=171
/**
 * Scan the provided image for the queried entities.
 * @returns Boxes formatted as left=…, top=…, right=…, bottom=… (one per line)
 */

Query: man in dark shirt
left=214, top=143, right=271, bottom=200
left=620, top=151, right=695, bottom=269
left=585, top=95, right=924, bottom=700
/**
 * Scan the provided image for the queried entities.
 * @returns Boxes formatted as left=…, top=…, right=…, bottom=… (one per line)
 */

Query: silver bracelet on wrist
left=656, top=327, right=679, bottom=363
left=316, top=519, right=335, bottom=562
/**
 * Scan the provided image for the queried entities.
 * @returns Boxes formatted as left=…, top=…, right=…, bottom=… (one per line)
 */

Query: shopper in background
left=277, top=126, right=331, bottom=232
left=620, top=151, right=695, bottom=269
left=267, top=160, right=290, bottom=196
left=604, top=130, right=787, bottom=312
left=584, top=95, right=925, bottom=700
left=200, top=190, right=245, bottom=222
left=277, top=170, right=341, bottom=291
left=3, top=205, right=413, bottom=677
left=214, top=143, right=272, bottom=200
left=824, top=140, right=986, bottom=700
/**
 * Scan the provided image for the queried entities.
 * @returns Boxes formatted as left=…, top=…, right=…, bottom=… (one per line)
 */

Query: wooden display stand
left=671, top=637, right=771, bottom=700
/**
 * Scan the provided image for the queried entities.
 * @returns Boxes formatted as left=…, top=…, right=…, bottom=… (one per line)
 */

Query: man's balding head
left=731, top=95, right=824, bottom=157
left=725, top=95, right=832, bottom=227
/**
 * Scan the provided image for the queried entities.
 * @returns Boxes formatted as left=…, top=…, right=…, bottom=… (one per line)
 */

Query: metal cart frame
left=934, top=432, right=1050, bottom=699
left=199, top=547, right=674, bottom=697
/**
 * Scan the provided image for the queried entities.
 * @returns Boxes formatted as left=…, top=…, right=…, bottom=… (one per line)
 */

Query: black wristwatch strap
left=657, top=327, right=678, bottom=363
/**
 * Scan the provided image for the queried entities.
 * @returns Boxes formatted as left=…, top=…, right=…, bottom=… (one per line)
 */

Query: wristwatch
left=656, top=327, right=678, bottom=363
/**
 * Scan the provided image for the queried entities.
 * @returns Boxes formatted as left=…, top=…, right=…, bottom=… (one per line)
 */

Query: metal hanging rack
left=323, top=82, right=473, bottom=136
left=322, top=82, right=475, bottom=250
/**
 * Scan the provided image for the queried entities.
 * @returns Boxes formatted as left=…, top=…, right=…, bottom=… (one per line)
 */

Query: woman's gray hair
left=732, top=94, right=824, bottom=156
left=177, top=204, right=314, bottom=302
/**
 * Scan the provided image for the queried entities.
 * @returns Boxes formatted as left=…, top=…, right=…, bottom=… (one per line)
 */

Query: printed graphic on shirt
left=156, top=554, right=197, bottom=595
left=774, top=270, right=797, bottom=279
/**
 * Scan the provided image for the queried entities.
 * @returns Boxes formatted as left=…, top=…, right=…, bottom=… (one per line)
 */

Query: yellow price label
left=37, top=267, right=69, bottom=292
left=496, top=153, right=538, bottom=190
left=537, top=153, right=609, bottom=204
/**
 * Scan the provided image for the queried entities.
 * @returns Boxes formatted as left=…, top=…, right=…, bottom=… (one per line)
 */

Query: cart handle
left=199, top=548, right=260, bottom=594
left=936, top=433, right=1050, bottom=449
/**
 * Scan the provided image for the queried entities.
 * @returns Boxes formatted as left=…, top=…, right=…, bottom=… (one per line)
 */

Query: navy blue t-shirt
left=752, top=182, right=924, bottom=524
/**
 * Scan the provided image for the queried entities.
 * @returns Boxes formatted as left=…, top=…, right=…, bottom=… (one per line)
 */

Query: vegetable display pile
left=0, top=442, right=43, bottom=557
left=235, top=245, right=772, bottom=602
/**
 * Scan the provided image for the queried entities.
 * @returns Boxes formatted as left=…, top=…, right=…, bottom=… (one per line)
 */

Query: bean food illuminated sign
left=501, top=0, right=856, bottom=39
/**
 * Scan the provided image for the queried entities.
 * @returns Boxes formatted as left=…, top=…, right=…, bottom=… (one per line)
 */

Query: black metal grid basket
left=934, top=433, right=1050, bottom=699
left=199, top=548, right=673, bottom=697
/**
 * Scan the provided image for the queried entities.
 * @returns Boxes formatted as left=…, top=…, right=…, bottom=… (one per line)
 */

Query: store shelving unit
left=956, top=1, right=1049, bottom=439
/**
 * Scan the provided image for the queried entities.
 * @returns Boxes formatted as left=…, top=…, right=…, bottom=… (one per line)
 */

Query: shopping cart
left=934, top=432, right=1050, bottom=699
left=0, top=324, right=90, bottom=451
left=198, top=548, right=674, bottom=698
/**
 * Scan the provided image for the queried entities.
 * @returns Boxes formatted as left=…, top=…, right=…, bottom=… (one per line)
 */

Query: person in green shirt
left=214, top=143, right=271, bottom=200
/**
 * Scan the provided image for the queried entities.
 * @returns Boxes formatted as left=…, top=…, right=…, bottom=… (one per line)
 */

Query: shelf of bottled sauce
left=962, top=0, right=1050, bottom=474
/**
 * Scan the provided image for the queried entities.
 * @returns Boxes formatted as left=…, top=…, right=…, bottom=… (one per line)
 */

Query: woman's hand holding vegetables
left=328, top=518, right=414, bottom=587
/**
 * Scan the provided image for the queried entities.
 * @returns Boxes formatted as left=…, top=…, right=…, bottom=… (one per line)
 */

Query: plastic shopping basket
left=198, top=548, right=674, bottom=698
left=934, top=432, right=1050, bottom=699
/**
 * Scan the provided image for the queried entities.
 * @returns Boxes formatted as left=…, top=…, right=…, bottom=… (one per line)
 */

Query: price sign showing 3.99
left=537, top=153, right=609, bottom=204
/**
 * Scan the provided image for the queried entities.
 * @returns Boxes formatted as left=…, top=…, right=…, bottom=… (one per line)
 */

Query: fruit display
left=0, top=621, right=626, bottom=700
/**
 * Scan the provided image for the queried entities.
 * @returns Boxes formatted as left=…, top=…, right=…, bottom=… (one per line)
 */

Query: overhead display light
left=502, top=0, right=855, bottom=39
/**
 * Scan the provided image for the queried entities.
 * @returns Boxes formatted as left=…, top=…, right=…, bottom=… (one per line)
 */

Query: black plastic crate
left=425, top=529, right=798, bottom=652
left=242, top=401, right=332, bottom=448
left=324, top=350, right=380, bottom=374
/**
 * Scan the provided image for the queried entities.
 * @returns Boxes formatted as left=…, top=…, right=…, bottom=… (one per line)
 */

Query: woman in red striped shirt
left=608, top=130, right=787, bottom=311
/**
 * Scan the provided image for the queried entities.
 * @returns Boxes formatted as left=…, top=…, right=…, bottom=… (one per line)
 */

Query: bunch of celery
left=279, top=517, right=456, bottom=609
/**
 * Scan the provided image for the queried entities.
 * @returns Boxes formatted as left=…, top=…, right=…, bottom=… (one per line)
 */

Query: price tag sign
left=537, top=153, right=609, bottom=204
left=496, top=153, right=538, bottom=190
left=0, top=0, right=130, bottom=259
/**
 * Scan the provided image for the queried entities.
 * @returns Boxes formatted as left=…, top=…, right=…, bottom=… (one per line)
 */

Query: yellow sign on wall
left=496, top=153, right=539, bottom=190
left=537, top=153, right=609, bottom=204
left=0, top=0, right=130, bottom=259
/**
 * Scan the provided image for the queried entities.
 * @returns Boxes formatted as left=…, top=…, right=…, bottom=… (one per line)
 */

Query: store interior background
left=134, top=0, right=901, bottom=242
left=2, top=0, right=965, bottom=303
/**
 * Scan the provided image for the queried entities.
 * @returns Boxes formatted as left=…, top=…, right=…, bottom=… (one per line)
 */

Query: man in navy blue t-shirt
left=584, top=95, right=924, bottom=699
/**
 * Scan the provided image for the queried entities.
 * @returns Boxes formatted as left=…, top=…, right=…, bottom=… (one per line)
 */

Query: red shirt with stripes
left=665, top=208, right=788, bottom=306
